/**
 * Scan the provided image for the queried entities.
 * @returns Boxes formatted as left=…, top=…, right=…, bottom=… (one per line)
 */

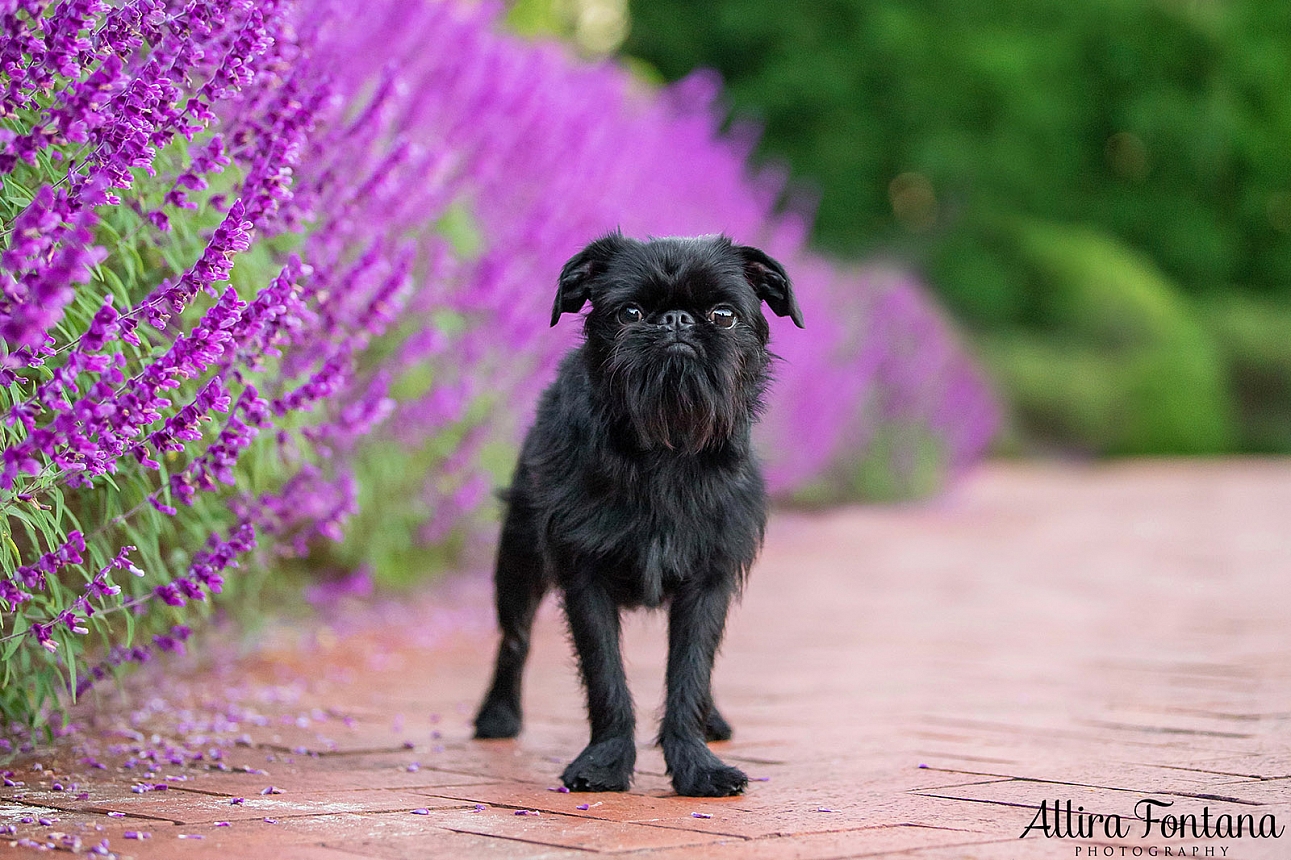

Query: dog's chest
left=554, top=460, right=762, bottom=606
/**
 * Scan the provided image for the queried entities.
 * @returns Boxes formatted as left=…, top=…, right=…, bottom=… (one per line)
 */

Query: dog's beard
left=600, top=336, right=755, bottom=453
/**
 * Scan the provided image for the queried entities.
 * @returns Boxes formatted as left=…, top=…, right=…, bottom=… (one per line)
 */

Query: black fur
left=473, top=232, right=801, bottom=797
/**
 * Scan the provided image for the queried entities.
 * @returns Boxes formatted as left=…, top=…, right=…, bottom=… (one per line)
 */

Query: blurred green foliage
left=982, top=220, right=1232, bottom=453
left=623, top=0, right=1291, bottom=453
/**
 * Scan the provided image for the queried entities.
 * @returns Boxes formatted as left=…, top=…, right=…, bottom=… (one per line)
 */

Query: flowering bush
left=0, top=0, right=994, bottom=729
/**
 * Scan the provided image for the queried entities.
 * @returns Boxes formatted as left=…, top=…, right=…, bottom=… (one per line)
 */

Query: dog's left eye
left=618, top=305, right=644, bottom=324
left=707, top=306, right=737, bottom=328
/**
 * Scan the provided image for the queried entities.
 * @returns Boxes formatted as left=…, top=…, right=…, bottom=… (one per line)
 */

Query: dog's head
left=552, top=232, right=802, bottom=453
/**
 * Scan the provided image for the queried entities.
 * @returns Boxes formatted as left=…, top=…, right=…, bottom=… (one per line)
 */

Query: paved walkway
left=3, top=461, right=1291, bottom=859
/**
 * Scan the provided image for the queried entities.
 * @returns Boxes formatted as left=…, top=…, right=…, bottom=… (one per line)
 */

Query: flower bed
left=0, top=0, right=994, bottom=729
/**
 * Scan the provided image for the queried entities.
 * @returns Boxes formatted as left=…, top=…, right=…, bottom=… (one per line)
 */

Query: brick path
left=3, top=461, right=1291, bottom=859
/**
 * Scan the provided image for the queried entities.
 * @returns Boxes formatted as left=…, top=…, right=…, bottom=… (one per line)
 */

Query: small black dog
left=473, top=232, right=801, bottom=797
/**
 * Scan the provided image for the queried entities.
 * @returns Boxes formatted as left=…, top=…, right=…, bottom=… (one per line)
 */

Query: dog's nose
left=659, top=310, right=695, bottom=330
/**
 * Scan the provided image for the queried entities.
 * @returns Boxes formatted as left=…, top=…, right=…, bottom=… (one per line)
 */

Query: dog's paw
left=673, top=761, right=747, bottom=797
left=704, top=708, right=733, bottom=742
left=473, top=698, right=522, bottom=739
left=561, top=738, right=636, bottom=792
left=666, top=743, right=748, bottom=797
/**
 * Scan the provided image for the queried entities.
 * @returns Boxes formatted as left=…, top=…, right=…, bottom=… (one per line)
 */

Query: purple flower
left=0, top=185, right=107, bottom=348
left=0, top=0, right=995, bottom=727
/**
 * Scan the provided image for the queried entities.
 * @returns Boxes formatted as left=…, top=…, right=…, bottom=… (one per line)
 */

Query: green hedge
left=625, top=0, right=1291, bottom=453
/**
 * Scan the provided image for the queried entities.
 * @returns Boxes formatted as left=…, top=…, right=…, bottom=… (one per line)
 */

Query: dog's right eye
left=618, top=305, right=644, bottom=324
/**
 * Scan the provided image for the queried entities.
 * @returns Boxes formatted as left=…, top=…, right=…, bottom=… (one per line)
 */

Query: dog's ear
left=552, top=232, right=628, bottom=326
left=736, top=245, right=802, bottom=327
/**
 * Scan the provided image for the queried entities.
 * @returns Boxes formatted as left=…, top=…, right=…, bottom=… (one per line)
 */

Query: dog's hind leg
left=704, top=704, right=733, bottom=742
left=474, top=501, right=547, bottom=740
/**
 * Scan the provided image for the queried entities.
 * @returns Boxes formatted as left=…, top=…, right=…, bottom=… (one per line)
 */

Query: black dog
left=472, top=232, right=801, bottom=797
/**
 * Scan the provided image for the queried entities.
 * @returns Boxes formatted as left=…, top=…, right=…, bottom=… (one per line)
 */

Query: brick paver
left=3, top=460, right=1291, bottom=858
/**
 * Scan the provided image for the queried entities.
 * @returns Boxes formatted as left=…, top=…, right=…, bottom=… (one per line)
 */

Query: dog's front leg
left=561, top=574, right=636, bottom=791
left=660, top=580, right=748, bottom=797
